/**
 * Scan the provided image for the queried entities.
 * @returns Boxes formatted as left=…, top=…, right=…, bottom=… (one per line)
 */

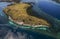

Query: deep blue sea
left=37, top=0, right=60, bottom=20
left=22, top=0, right=60, bottom=19
left=0, top=0, right=59, bottom=39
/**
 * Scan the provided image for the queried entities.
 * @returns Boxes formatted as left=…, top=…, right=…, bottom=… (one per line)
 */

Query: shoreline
left=3, top=2, right=51, bottom=28
left=8, top=16, right=49, bottom=28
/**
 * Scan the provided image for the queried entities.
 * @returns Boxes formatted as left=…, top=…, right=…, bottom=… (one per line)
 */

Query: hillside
left=3, top=3, right=50, bottom=27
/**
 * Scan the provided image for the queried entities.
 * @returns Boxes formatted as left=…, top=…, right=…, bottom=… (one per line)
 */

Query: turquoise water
left=0, top=2, right=56, bottom=39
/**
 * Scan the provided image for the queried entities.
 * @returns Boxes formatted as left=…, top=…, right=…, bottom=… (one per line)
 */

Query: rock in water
left=4, top=3, right=50, bottom=27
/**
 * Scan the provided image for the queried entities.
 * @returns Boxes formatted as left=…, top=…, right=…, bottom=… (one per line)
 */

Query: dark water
left=0, top=2, right=56, bottom=39
left=0, top=2, right=10, bottom=24
left=37, top=0, right=60, bottom=19
left=0, top=24, right=56, bottom=39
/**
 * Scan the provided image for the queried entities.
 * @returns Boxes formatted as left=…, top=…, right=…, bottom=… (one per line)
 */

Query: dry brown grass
left=4, top=3, right=50, bottom=26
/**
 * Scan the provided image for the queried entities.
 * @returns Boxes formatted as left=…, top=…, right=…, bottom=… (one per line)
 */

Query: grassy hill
left=3, top=3, right=50, bottom=27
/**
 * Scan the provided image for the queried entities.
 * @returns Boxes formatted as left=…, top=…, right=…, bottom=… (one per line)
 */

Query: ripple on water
left=0, top=2, right=11, bottom=24
left=0, top=2, right=56, bottom=39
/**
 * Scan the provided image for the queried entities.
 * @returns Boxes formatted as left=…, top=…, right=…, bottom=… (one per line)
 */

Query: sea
left=0, top=0, right=59, bottom=39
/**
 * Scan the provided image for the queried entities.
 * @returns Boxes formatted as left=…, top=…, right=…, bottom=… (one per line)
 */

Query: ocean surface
left=37, top=0, right=60, bottom=20
left=0, top=1, right=58, bottom=39
left=22, top=0, right=60, bottom=19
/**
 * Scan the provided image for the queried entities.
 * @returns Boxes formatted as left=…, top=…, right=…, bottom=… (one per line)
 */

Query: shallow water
left=0, top=2, right=56, bottom=39
left=0, top=24, right=56, bottom=39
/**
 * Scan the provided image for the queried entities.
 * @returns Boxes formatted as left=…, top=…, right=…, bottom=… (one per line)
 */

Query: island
left=3, top=2, right=60, bottom=39
left=3, top=2, right=50, bottom=27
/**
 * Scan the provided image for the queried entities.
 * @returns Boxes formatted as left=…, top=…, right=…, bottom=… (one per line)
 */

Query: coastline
left=5, top=4, right=50, bottom=26
left=9, top=16, right=49, bottom=28
left=1, top=1, right=57, bottom=37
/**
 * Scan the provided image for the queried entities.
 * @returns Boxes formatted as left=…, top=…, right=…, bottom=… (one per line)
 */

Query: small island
left=3, top=2, right=50, bottom=27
